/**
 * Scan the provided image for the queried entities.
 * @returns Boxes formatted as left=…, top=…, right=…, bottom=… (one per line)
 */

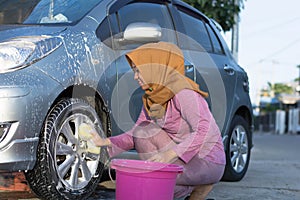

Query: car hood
left=0, top=25, right=67, bottom=42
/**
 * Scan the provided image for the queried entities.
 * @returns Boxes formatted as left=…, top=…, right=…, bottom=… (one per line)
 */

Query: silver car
left=0, top=0, right=253, bottom=199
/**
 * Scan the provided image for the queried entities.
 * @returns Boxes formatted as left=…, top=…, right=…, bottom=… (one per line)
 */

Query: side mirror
left=123, top=22, right=162, bottom=43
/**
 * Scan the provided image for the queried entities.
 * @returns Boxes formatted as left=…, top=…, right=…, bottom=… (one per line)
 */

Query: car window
left=206, top=24, right=225, bottom=55
left=96, top=14, right=119, bottom=48
left=0, top=0, right=103, bottom=24
left=176, top=9, right=212, bottom=52
left=116, top=2, right=176, bottom=49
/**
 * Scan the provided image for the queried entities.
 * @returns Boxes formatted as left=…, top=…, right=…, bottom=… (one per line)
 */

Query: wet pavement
left=0, top=177, right=116, bottom=200
left=0, top=182, right=116, bottom=200
left=1, top=132, right=300, bottom=200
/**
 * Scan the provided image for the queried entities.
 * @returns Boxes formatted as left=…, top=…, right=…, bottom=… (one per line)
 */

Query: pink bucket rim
left=110, top=159, right=184, bottom=173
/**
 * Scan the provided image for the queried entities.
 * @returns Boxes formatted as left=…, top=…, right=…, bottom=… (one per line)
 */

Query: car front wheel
left=222, top=115, right=251, bottom=181
left=25, top=98, right=108, bottom=199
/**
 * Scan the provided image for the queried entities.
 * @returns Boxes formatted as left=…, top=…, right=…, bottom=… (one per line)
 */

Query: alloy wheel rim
left=54, top=112, right=101, bottom=190
left=230, top=125, right=249, bottom=173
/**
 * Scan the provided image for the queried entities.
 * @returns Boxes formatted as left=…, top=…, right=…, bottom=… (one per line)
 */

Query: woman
left=88, top=42, right=225, bottom=200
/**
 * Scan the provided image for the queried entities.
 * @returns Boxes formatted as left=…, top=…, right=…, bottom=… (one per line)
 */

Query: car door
left=95, top=13, right=121, bottom=136
left=107, top=1, right=178, bottom=136
left=204, top=21, right=238, bottom=133
left=170, top=4, right=237, bottom=134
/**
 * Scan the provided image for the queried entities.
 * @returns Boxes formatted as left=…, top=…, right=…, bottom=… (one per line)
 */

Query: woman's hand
left=78, top=123, right=111, bottom=147
left=148, top=149, right=178, bottom=163
left=91, top=131, right=111, bottom=147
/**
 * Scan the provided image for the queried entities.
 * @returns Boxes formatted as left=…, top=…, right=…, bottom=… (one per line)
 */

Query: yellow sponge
left=78, top=123, right=101, bottom=154
left=78, top=123, right=94, bottom=140
left=86, top=140, right=101, bottom=154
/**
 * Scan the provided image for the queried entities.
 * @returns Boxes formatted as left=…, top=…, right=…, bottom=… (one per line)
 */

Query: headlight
left=0, top=36, right=62, bottom=73
left=0, top=122, right=11, bottom=143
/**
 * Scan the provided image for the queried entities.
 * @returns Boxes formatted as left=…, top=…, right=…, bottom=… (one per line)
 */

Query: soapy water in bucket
left=111, top=159, right=184, bottom=200
left=111, top=159, right=184, bottom=173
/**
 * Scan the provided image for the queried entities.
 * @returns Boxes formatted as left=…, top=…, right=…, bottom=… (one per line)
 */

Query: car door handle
left=223, top=64, right=235, bottom=75
left=185, top=64, right=194, bottom=73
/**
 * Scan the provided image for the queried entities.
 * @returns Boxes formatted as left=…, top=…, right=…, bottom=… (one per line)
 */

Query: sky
left=223, top=0, right=300, bottom=104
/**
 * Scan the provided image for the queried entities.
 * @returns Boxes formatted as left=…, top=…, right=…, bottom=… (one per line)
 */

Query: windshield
left=0, top=0, right=102, bottom=25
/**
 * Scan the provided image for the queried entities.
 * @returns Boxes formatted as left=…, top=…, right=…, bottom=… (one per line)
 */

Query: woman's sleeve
left=172, top=89, right=213, bottom=163
left=108, top=108, right=147, bottom=157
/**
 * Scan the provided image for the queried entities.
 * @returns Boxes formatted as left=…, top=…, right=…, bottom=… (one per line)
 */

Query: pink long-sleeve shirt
left=109, top=89, right=226, bottom=165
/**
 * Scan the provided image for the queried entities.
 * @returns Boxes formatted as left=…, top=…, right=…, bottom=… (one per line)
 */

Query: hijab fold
left=126, top=42, right=208, bottom=119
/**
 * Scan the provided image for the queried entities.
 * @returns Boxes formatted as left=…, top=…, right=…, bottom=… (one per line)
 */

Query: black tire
left=25, top=98, right=109, bottom=199
left=222, top=115, right=251, bottom=181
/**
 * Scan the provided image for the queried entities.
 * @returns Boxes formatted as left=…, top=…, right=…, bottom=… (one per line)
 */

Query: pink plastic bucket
left=111, top=159, right=184, bottom=200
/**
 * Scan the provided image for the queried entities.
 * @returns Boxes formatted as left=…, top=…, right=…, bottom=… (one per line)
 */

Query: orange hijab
left=125, top=42, right=208, bottom=119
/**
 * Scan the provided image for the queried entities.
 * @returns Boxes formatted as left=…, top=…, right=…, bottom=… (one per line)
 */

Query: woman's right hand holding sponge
left=78, top=123, right=111, bottom=147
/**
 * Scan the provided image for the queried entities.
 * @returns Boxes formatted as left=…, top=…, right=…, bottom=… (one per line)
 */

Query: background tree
left=183, top=0, right=246, bottom=32
left=265, top=82, right=294, bottom=96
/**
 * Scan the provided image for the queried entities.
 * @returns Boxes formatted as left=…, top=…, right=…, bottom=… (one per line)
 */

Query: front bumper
left=0, top=134, right=39, bottom=171
left=0, top=86, right=39, bottom=171
left=0, top=70, right=63, bottom=171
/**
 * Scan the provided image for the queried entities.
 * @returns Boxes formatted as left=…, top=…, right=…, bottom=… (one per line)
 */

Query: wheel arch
left=48, top=84, right=111, bottom=137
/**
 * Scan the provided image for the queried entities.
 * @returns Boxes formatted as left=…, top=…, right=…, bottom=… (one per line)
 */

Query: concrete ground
left=206, top=132, right=300, bottom=200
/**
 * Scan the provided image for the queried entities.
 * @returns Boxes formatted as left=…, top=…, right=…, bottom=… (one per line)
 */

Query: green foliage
left=273, top=83, right=293, bottom=95
left=261, top=103, right=279, bottom=113
left=264, top=82, right=294, bottom=96
left=183, top=0, right=246, bottom=31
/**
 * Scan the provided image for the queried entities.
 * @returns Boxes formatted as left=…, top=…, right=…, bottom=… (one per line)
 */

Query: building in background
left=255, top=81, right=300, bottom=133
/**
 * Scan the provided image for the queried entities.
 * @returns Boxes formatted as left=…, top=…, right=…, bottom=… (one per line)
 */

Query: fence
left=256, top=108, right=300, bottom=134
left=288, top=108, right=300, bottom=134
